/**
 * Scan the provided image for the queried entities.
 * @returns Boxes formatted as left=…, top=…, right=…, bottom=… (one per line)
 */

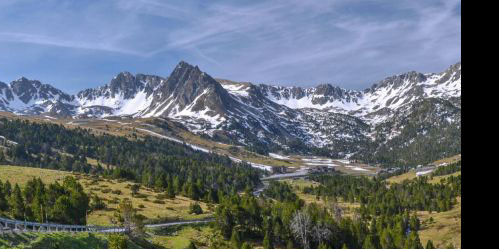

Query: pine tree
left=10, top=184, right=25, bottom=220
left=131, top=184, right=140, bottom=196
left=425, top=240, right=435, bottom=249
left=187, top=242, right=197, bottom=249
left=4, top=180, right=11, bottom=197
left=188, top=202, right=203, bottom=215
left=108, top=234, right=128, bottom=249
left=263, top=217, right=274, bottom=249
left=445, top=244, right=455, bottom=249
left=241, top=242, right=252, bottom=249
left=0, top=150, right=6, bottom=163
left=318, top=243, right=330, bottom=249
left=167, top=182, right=175, bottom=199
left=403, top=232, right=424, bottom=249
left=380, top=229, right=396, bottom=249
left=154, top=174, right=166, bottom=190
left=0, top=182, right=7, bottom=211
left=263, top=231, right=274, bottom=249
left=231, top=229, right=242, bottom=249
left=363, top=235, right=378, bottom=249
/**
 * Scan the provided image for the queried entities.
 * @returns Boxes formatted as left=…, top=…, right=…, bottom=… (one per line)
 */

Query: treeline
left=215, top=182, right=432, bottom=249
left=431, top=162, right=461, bottom=177
left=304, top=174, right=461, bottom=215
left=353, top=99, right=461, bottom=167
left=0, top=118, right=262, bottom=201
left=0, top=177, right=89, bottom=225
left=262, top=181, right=300, bottom=203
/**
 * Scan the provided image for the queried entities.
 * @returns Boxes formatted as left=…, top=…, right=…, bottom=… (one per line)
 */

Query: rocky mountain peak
left=436, top=62, right=461, bottom=84
left=9, top=77, right=72, bottom=104
left=109, top=72, right=142, bottom=99
left=0, top=81, right=8, bottom=90
left=371, top=71, right=427, bottom=91
left=0, top=61, right=461, bottom=162
left=154, top=61, right=234, bottom=115
left=10, top=77, right=42, bottom=94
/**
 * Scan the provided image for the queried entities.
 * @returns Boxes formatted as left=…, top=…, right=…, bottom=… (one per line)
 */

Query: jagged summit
left=0, top=61, right=461, bottom=159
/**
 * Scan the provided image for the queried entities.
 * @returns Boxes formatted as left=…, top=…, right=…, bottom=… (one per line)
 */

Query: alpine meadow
left=0, top=1, right=461, bottom=249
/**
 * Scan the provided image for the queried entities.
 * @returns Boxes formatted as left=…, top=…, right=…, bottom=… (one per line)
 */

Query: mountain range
left=0, top=61, right=461, bottom=165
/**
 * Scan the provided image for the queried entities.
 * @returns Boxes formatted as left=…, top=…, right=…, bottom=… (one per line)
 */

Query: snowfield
left=269, top=153, right=291, bottom=160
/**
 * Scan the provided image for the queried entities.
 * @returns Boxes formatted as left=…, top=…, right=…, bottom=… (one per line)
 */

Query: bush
left=153, top=200, right=165, bottom=204
left=134, top=193, right=148, bottom=199
left=91, top=195, right=107, bottom=211
left=108, top=234, right=128, bottom=249
left=108, top=198, right=120, bottom=205
left=101, top=188, right=112, bottom=194
left=187, top=242, right=197, bottom=249
left=188, top=202, right=203, bottom=215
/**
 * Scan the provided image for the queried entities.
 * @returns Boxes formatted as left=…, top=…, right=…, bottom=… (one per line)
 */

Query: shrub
left=101, top=188, right=112, bottom=194
left=108, top=234, right=128, bottom=249
left=188, top=202, right=203, bottom=215
left=153, top=200, right=165, bottom=204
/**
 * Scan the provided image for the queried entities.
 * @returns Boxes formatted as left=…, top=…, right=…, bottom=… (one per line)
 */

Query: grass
left=0, top=165, right=214, bottom=226
left=429, top=171, right=461, bottom=184
left=386, top=171, right=417, bottom=184
left=418, top=197, right=461, bottom=249
left=285, top=177, right=462, bottom=248
left=0, top=233, right=108, bottom=249
left=386, top=154, right=462, bottom=185
left=387, top=170, right=461, bottom=185
left=432, top=154, right=461, bottom=166
left=149, top=225, right=215, bottom=249
left=0, top=232, right=166, bottom=249
left=0, top=165, right=72, bottom=186
left=282, top=178, right=360, bottom=218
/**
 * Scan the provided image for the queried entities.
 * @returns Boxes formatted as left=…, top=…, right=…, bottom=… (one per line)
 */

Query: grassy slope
left=0, top=165, right=213, bottom=226
left=149, top=225, right=216, bottom=249
left=385, top=154, right=462, bottom=249
left=432, top=154, right=461, bottom=166
left=0, top=112, right=301, bottom=169
left=387, top=154, right=462, bottom=184
left=283, top=178, right=360, bottom=218
left=0, top=232, right=166, bottom=249
left=285, top=175, right=461, bottom=249
left=0, top=233, right=107, bottom=249
left=0, top=112, right=382, bottom=174
left=418, top=197, right=461, bottom=249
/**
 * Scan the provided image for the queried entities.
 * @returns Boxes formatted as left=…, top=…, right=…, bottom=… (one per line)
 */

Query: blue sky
left=0, top=0, right=461, bottom=93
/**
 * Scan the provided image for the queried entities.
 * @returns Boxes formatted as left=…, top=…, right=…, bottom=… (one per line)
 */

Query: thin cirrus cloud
left=0, top=0, right=461, bottom=93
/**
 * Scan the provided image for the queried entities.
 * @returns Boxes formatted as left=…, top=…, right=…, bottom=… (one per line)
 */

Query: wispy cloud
left=0, top=32, right=144, bottom=56
left=0, top=0, right=461, bottom=92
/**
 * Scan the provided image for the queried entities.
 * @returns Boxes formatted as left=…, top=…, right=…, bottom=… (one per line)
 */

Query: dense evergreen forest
left=431, top=162, right=461, bottom=177
left=0, top=118, right=262, bottom=202
left=213, top=171, right=460, bottom=249
left=305, top=175, right=461, bottom=215
left=0, top=177, right=89, bottom=225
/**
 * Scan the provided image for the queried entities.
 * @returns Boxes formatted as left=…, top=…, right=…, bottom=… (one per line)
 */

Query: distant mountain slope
left=0, top=77, right=76, bottom=116
left=0, top=61, right=461, bottom=165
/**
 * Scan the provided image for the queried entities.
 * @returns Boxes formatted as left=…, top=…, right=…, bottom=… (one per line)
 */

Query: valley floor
left=0, top=158, right=461, bottom=249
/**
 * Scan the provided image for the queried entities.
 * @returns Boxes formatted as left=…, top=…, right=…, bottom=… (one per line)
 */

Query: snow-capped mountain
left=258, top=62, right=461, bottom=125
left=76, top=72, right=164, bottom=117
left=0, top=77, right=76, bottom=116
left=0, top=61, right=461, bottom=165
